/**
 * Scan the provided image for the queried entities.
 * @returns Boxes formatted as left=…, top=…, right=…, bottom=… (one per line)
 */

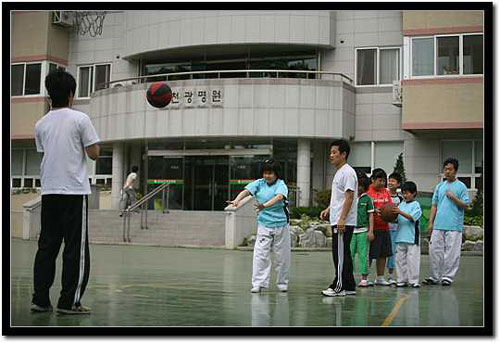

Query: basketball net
left=73, top=11, right=107, bottom=37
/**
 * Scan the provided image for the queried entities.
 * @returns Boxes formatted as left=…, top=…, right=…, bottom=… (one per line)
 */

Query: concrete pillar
left=129, top=144, right=142, bottom=173
left=311, top=142, right=327, bottom=206
left=111, top=142, right=124, bottom=210
left=297, top=139, right=311, bottom=207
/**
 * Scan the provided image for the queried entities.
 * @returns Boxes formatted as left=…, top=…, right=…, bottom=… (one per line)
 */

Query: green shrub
left=240, top=237, right=249, bottom=247
left=291, top=207, right=323, bottom=220
left=297, top=214, right=313, bottom=229
left=464, top=214, right=483, bottom=227
left=467, top=188, right=483, bottom=217
left=463, top=188, right=483, bottom=227
left=314, top=189, right=331, bottom=209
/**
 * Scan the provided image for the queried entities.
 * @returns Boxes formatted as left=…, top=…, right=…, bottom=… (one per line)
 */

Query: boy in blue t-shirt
left=423, top=158, right=470, bottom=286
left=227, top=159, right=290, bottom=293
left=393, top=181, right=422, bottom=288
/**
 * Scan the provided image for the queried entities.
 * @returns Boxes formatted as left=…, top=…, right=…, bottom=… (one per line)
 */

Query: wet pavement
left=9, top=239, right=484, bottom=327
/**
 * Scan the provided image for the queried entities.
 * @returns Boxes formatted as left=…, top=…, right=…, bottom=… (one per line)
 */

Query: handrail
left=122, top=181, right=170, bottom=242
left=102, top=69, right=353, bottom=88
left=126, top=181, right=170, bottom=214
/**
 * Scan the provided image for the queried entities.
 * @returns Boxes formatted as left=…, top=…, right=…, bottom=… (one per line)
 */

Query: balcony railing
left=102, top=69, right=354, bottom=89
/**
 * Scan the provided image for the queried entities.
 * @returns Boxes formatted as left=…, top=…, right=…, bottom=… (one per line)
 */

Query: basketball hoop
left=73, top=11, right=107, bottom=37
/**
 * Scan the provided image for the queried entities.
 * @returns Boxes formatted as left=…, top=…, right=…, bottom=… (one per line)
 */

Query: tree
left=469, top=185, right=483, bottom=216
left=393, top=152, right=406, bottom=182
left=469, top=160, right=483, bottom=216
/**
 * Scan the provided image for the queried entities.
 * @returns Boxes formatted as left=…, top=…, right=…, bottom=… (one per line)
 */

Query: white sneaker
left=358, top=279, right=369, bottom=287
left=345, top=290, right=356, bottom=296
left=387, top=277, right=397, bottom=285
left=321, top=288, right=346, bottom=297
left=375, top=278, right=391, bottom=286
left=396, top=282, right=408, bottom=287
left=277, top=285, right=288, bottom=292
left=251, top=286, right=261, bottom=293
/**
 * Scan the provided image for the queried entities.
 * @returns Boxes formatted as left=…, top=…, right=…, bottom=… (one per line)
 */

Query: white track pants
left=252, top=224, right=291, bottom=289
left=429, top=230, right=462, bottom=283
left=396, top=243, right=421, bottom=284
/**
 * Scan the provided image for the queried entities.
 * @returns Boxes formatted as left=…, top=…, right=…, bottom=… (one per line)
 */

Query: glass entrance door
left=147, top=156, right=184, bottom=210
left=184, top=156, right=229, bottom=211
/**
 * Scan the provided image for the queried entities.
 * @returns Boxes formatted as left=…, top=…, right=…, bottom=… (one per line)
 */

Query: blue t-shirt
left=432, top=180, right=470, bottom=232
left=245, top=178, right=289, bottom=228
left=396, top=200, right=422, bottom=245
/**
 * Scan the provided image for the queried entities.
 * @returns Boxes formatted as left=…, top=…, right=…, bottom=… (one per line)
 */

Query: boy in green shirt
left=350, top=173, right=375, bottom=287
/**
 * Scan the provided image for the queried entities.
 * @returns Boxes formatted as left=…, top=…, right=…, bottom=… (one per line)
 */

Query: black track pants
left=32, top=195, right=90, bottom=309
left=328, top=225, right=356, bottom=292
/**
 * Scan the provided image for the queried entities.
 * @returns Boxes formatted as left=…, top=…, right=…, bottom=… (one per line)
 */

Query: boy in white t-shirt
left=386, top=172, right=403, bottom=285
left=32, top=70, right=100, bottom=315
left=320, top=139, right=358, bottom=297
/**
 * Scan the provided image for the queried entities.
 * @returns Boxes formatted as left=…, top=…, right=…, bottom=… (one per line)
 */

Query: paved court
left=9, top=239, right=483, bottom=327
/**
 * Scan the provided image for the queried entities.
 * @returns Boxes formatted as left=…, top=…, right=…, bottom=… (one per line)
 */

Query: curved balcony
left=90, top=69, right=355, bottom=143
left=122, top=11, right=335, bottom=60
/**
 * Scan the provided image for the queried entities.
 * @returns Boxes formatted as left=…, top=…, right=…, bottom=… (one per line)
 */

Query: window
left=350, top=141, right=404, bottom=176
left=145, top=63, right=191, bottom=82
left=474, top=141, right=483, bottom=174
left=25, top=150, right=42, bottom=175
left=441, top=140, right=483, bottom=190
left=142, top=53, right=318, bottom=81
left=410, top=33, right=483, bottom=77
left=356, top=49, right=377, bottom=85
left=380, top=49, right=400, bottom=85
left=350, top=142, right=372, bottom=174
left=12, top=150, right=24, bottom=175
left=78, top=66, right=93, bottom=98
left=95, top=148, right=112, bottom=175
left=25, top=64, right=42, bottom=94
left=412, top=38, right=434, bottom=76
left=437, top=36, right=459, bottom=75
left=374, top=142, right=404, bottom=174
left=11, top=62, right=42, bottom=96
left=87, top=146, right=113, bottom=186
left=95, top=64, right=111, bottom=91
left=11, top=65, right=25, bottom=96
left=49, top=63, right=58, bottom=73
left=77, top=63, right=111, bottom=98
left=49, top=62, right=65, bottom=73
left=463, top=34, right=483, bottom=75
left=11, top=148, right=42, bottom=188
left=356, top=47, right=401, bottom=86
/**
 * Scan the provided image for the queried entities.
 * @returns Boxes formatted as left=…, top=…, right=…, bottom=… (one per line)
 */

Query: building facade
left=11, top=10, right=484, bottom=211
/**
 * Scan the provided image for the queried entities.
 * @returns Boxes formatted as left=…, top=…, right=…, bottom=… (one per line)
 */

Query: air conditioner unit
left=392, top=80, right=402, bottom=107
left=113, top=82, right=125, bottom=88
left=52, top=11, right=74, bottom=28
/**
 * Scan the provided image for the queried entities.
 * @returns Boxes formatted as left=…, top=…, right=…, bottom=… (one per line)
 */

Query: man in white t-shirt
left=32, top=70, right=100, bottom=315
left=320, top=139, right=358, bottom=297
left=119, top=166, right=139, bottom=216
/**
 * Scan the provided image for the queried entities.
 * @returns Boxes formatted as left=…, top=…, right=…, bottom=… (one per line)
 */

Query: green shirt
left=356, top=193, right=374, bottom=231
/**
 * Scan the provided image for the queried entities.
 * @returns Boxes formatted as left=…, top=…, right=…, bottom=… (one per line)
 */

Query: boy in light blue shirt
left=423, top=158, right=470, bottom=286
left=227, top=159, right=290, bottom=293
left=393, top=181, right=422, bottom=288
